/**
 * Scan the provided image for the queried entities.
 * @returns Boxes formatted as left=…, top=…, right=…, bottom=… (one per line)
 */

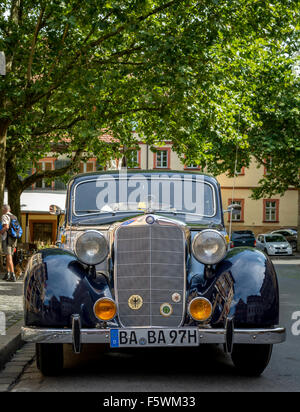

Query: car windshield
left=265, top=235, right=286, bottom=243
left=232, top=231, right=254, bottom=239
left=73, top=175, right=215, bottom=220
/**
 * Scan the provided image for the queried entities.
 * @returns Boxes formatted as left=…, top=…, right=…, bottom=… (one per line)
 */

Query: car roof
left=262, top=233, right=286, bottom=238
left=68, top=170, right=220, bottom=187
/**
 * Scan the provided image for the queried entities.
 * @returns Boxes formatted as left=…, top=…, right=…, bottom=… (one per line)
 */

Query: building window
left=34, top=160, right=55, bottom=189
left=80, top=160, right=96, bottom=173
left=154, top=148, right=170, bottom=169
left=228, top=199, right=244, bottom=222
left=184, top=161, right=200, bottom=170
left=128, top=150, right=141, bottom=168
left=263, top=199, right=279, bottom=222
left=29, top=221, right=55, bottom=244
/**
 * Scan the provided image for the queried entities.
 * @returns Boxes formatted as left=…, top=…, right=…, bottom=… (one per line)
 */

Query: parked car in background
left=271, top=229, right=297, bottom=251
left=21, top=171, right=285, bottom=377
left=230, top=230, right=256, bottom=248
left=256, top=234, right=293, bottom=256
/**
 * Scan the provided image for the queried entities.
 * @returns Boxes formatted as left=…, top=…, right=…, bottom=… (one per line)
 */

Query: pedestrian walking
left=0, top=205, right=19, bottom=282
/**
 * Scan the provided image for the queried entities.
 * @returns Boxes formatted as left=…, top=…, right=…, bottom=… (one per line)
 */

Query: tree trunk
left=0, top=120, right=9, bottom=212
left=6, top=156, right=22, bottom=222
left=297, top=188, right=300, bottom=253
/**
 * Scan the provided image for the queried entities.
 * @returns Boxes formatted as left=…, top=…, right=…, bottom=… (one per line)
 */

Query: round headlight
left=75, top=230, right=108, bottom=265
left=192, top=229, right=227, bottom=265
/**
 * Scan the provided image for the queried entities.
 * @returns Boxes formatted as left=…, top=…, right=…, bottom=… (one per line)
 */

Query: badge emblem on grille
left=160, top=303, right=173, bottom=317
left=128, top=295, right=143, bottom=310
left=172, top=293, right=181, bottom=303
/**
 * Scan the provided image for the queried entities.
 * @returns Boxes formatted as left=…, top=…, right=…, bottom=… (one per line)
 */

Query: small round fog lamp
left=94, top=298, right=117, bottom=321
left=188, top=297, right=212, bottom=321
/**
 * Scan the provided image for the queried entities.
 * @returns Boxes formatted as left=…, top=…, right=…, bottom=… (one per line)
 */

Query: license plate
left=110, top=328, right=199, bottom=348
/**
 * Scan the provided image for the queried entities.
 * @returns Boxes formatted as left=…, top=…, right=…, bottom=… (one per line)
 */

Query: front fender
left=24, top=248, right=113, bottom=328
left=187, top=247, right=279, bottom=328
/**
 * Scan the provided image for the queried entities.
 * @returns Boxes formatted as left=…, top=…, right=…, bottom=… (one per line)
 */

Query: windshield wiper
left=75, top=209, right=143, bottom=216
left=152, top=209, right=207, bottom=217
left=75, top=210, right=100, bottom=213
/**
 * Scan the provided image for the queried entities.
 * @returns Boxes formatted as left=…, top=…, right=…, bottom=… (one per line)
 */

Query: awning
left=4, top=190, right=66, bottom=213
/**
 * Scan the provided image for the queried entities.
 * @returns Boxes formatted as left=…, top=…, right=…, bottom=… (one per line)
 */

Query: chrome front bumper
left=21, top=326, right=286, bottom=346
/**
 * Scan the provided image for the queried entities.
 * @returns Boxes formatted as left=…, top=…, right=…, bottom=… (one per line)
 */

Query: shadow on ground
left=62, top=343, right=237, bottom=378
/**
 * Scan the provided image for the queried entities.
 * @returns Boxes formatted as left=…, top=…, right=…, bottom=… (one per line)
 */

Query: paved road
left=11, top=259, right=300, bottom=392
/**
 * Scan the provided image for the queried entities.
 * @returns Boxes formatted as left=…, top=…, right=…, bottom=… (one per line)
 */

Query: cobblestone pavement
left=0, top=343, right=35, bottom=392
left=0, top=279, right=24, bottom=330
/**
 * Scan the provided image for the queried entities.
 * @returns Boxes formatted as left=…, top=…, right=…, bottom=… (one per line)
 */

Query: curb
left=0, top=319, right=25, bottom=371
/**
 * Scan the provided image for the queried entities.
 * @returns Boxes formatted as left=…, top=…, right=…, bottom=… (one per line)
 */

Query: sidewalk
left=0, top=278, right=24, bottom=370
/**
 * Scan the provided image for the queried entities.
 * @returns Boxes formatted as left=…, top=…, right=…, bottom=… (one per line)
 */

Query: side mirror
left=49, top=205, right=63, bottom=215
left=224, top=204, right=242, bottom=216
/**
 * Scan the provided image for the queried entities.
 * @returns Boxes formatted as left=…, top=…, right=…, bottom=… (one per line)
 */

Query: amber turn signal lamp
left=188, top=297, right=212, bottom=321
left=94, top=298, right=117, bottom=321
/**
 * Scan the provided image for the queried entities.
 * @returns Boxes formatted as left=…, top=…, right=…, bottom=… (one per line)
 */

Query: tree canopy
left=0, top=0, right=299, bottom=220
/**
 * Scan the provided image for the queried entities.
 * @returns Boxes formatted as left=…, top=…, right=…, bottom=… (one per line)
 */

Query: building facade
left=128, top=143, right=297, bottom=236
left=6, top=141, right=297, bottom=245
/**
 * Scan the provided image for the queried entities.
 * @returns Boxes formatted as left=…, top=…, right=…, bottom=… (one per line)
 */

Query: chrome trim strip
left=21, top=326, right=286, bottom=345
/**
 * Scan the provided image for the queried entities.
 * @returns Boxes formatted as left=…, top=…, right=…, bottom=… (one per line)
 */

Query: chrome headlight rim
left=74, top=230, right=109, bottom=266
left=192, top=229, right=227, bottom=265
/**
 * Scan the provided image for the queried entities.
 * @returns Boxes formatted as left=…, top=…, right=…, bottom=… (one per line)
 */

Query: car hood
left=109, top=213, right=190, bottom=240
left=267, top=242, right=290, bottom=247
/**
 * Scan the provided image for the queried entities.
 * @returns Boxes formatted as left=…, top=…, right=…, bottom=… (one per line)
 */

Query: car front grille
left=115, top=223, right=185, bottom=327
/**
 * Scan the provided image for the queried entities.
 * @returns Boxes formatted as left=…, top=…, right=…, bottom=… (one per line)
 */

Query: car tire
left=231, top=344, right=273, bottom=376
left=36, top=343, right=64, bottom=376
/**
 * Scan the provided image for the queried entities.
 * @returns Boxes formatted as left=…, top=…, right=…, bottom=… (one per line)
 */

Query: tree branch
left=31, top=115, right=86, bottom=136
left=27, top=5, right=46, bottom=82
left=47, top=22, right=69, bottom=78
left=21, top=147, right=84, bottom=190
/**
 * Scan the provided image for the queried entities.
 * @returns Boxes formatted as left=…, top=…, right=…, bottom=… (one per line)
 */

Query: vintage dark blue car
left=22, top=171, right=285, bottom=376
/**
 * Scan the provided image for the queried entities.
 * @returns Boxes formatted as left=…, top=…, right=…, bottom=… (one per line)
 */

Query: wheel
left=231, top=344, right=273, bottom=376
left=36, top=343, right=64, bottom=376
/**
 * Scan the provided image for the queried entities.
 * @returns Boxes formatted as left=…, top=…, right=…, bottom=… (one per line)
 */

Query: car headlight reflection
left=75, top=230, right=109, bottom=265
left=192, top=229, right=227, bottom=265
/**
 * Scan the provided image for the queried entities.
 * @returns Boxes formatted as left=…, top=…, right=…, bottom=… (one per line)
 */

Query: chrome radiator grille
left=115, top=223, right=185, bottom=327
